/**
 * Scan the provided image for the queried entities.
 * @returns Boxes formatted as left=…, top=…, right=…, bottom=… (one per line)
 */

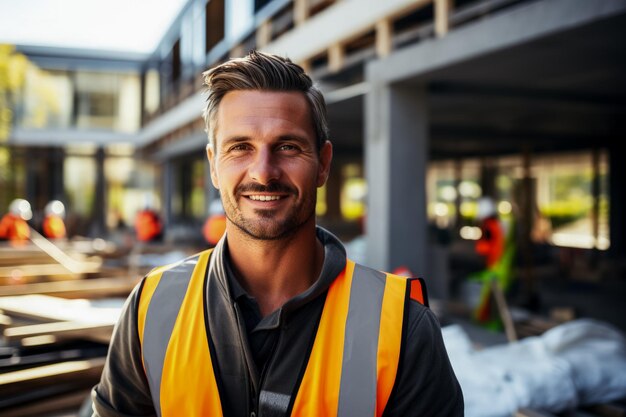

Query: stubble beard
left=220, top=185, right=317, bottom=241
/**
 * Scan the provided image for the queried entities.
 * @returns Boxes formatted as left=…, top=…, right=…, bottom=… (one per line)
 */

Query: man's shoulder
left=348, top=260, right=429, bottom=308
left=144, top=248, right=214, bottom=282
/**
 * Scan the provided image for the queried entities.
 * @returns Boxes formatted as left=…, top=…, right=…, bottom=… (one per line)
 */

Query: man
left=42, top=199, right=67, bottom=240
left=91, top=51, right=463, bottom=417
left=134, top=197, right=163, bottom=243
left=474, top=196, right=505, bottom=270
left=472, top=196, right=511, bottom=326
left=0, top=198, right=31, bottom=245
left=203, top=198, right=227, bottom=246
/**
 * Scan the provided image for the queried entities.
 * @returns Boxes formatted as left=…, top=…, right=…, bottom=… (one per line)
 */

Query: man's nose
left=248, top=148, right=280, bottom=184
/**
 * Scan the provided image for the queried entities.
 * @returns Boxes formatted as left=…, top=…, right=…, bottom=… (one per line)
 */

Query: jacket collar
left=207, top=226, right=347, bottom=328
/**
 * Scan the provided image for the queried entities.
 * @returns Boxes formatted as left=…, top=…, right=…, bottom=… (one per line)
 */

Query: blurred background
left=1, top=0, right=625, bottom=416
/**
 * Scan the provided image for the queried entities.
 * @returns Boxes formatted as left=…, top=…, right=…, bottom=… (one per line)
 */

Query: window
left=205, top=0, right=225, bottom=53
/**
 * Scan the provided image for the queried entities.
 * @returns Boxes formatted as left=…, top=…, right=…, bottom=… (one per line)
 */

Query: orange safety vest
left=475, top=217, right=505, bottom=268
left=0, top=214, right=30, bottom=243
left=135, top=210, right=162, bottom=242
left=137, top=250, right=427, bottom=417
left=202, top=214, right=226, bottom=246
left=42, top=215, right=67, bottom=239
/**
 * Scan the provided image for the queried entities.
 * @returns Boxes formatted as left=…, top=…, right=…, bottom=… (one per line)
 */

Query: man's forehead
left=215, top=90, right=314, bottom=139
left=219, top=89, right=308, bottom=109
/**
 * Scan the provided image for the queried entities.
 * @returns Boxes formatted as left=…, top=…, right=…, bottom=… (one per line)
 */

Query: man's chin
left=239, top=225, right=294, bottom=241
left=235, top=216, right=299, bottom=241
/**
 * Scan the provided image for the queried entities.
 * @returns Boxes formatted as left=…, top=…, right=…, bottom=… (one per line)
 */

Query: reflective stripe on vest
left=138, top=250, right=222, bottom=417
left=292, top=260, right=415, bottom=417
left=137, top=252, right=426, bottom=417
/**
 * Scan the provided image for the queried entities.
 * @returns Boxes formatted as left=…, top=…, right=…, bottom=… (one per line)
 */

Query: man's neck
left=226, top=223, right=325, bottom=317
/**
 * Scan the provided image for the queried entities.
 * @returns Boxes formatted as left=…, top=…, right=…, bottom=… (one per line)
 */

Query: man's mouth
left=237, top=183, right=296, bottom=202
left=247, top=195, right=284, bottom=201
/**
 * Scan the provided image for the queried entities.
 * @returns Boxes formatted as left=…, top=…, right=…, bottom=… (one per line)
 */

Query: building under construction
left=1, top=0, right=626, bottom=416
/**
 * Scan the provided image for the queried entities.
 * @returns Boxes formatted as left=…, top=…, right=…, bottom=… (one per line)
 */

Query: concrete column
left=365, top=82, right=429, bottom=275
left=326, top=159, right=343, bottom=221
left=50, top=147, right=65, bottom=202
left=609, top=143, right=625, bottom=260
left=204, top=158, right=219, bottom=212
left=91, top=146, right=107, bottom=237
left=480, top=157, right=498, bottom=198
left=25, top=149, right=40, bottom=208
left=163, top=160, right=174, bottom=227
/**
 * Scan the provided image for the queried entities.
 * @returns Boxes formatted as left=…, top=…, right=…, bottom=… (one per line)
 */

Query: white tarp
left=442, top=319, right=626, bottom=417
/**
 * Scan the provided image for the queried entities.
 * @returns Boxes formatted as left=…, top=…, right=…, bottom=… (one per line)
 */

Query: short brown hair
left=202, top=50, right=329, bottom=151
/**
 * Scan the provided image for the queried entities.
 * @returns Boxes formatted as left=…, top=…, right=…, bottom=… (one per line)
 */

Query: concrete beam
left=367, top=0, right=626, bottom=84
left=11, top=128, right=135, bottom=147
left=263, top=0, right=431, bottom=63
left=137, top=92, right=205, bottom=147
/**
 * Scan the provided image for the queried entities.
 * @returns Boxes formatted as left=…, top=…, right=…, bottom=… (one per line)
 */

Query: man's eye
left=278, top=144, right=298, bottom=151
left=229, top=144, right=250, bottom=151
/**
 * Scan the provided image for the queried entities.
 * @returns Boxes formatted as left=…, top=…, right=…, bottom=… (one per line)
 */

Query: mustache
left=236, top=182, right=297, bottom=195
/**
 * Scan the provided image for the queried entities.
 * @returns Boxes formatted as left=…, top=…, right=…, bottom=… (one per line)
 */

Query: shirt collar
left=211, top=226, right=347, bottom=329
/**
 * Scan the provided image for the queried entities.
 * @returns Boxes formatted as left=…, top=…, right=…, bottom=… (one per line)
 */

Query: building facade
left=3, top=0, right=625, bottom=279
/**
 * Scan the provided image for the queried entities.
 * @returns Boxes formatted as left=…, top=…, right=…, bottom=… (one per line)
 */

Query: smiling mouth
left=246, top=195, right=285, bottom=201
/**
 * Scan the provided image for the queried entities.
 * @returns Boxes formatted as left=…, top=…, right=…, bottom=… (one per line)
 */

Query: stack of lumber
left=0, top=235, right=143, bottom=417
left=0, top=293, right=132, bottom=417
left=0, top=238, right=105, bottom=284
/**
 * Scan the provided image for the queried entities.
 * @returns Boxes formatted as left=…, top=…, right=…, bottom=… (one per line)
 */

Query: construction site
left=1, top=0, right=626, bottom=416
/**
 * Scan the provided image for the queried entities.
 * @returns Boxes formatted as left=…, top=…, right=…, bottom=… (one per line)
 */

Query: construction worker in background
left=0, top=198, right=32, bottom=245
left=471, top=196, right=515, bottom=328
left=202, top=198, right=226, bottom=247
left=42, top=200, right=67, bottom=240
left=134, top=204, right=163, bottom=243
left=475, top=196, right=505, bottom=269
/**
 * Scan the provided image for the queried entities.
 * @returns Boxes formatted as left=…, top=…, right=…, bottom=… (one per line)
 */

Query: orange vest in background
left=202, top=214, right=226, bottom=246
left=0, top=214, right=30, bottom=244
left=475, top=216, right=505, bottom=268
left=135, top=210, right=162, bottom=242
left=42, top=215, right=67, bottom=239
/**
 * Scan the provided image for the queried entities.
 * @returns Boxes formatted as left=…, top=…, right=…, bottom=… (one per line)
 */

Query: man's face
left=207, top=90, right=332, bottom=240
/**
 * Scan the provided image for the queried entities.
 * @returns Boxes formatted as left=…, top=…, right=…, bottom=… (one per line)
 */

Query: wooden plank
left=0, top=295, right=123, bottom=324
left=435, top=0, right=453, bottom=37
left=256, top=19, right=273, bottom=48
left=375, top=18, right=392, bottom=58
left=230, top=44, right=245, bottom=58
left=0, top=310, right=12, bottom=328
left=0, top=357, right=105, bottom=396
left=4, top=321, right=113, bottom=344
left=299, top=59, right=312, bottom=74
left=0, top=264, right=84, bottom=282
left=491, top=279, right=517, bottom=342
left=0, top=250, right=55, bottom=267
left=328, top=43, right=344, bottom=73
left=0, top=277, right=138, bottom=298
left=0, top=388, right=91, bottom=417
left=294, top=0, right=309, bottom=27
left=27, top=228, right=102, bottom=275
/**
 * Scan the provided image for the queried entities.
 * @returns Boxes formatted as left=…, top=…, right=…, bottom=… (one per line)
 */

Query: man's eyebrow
left=220, top=134, right=312, bottom=147
left=276, top=134, right=311, bottom=145
left=220, top=136, right=249, bottom=147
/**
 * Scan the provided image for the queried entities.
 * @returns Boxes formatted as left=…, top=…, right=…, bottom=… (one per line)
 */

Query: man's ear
left=317, top=140, right=333, bottom=187
left=207, top=144, right=219, bottom=189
